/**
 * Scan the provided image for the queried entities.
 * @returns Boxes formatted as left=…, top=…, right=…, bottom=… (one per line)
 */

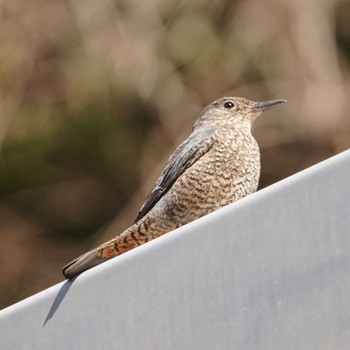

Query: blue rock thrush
left=62, top=96, right=286, bottom=279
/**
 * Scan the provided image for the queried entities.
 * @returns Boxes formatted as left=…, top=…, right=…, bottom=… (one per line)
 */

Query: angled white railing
left=1, top=150, right=350, bottom=350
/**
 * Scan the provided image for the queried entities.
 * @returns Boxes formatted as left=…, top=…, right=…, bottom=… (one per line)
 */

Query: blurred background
left=0, top=0, right=349, bottom=309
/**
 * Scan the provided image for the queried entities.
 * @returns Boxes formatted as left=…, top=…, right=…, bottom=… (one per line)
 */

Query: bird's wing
left=134, top=126, right=217, bottom=223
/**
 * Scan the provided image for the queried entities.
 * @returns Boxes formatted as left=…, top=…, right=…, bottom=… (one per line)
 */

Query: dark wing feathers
left=134, top=127, right=217, bottom=223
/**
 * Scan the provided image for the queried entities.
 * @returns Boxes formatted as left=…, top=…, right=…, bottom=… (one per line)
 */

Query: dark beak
left=251, top=99, right=286, bottom=112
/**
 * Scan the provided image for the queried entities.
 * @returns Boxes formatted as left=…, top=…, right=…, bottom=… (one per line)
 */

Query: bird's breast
left=210, top=130, right=260, bottom=203
left=165, top=128, right=261, bottom=221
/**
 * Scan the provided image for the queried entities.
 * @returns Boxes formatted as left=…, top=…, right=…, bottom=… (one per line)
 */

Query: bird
left=62, top=96, right=286, bottom=279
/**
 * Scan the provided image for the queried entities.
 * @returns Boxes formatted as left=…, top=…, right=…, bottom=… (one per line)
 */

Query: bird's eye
left=224, top=101, right=234, bottom=109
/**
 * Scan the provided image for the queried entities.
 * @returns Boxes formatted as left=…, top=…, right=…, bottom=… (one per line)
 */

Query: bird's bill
left=251, top=99, right=286, bottom=112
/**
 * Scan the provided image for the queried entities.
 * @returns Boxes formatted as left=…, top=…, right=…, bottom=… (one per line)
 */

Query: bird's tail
left=62, top=222, right=149, bottom=279
left=62, top=247, right=111, bottom=279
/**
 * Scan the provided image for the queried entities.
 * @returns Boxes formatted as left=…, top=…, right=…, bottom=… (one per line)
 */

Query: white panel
left=1, top=150, right=350, bottom=350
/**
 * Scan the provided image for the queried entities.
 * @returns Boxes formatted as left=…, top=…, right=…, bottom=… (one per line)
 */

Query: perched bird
left=62, top=96, right=285, bottom=279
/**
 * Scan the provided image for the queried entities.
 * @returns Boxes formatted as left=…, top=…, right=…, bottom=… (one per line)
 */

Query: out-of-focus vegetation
left=1, top=0, right=349, bottom=309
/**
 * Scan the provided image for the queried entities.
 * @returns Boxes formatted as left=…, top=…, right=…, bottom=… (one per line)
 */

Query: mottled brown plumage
left=62, top=96, right=285, bottom=279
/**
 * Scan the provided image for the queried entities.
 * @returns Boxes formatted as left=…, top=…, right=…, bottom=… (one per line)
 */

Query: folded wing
left=134, top=126, right=217, bottom=223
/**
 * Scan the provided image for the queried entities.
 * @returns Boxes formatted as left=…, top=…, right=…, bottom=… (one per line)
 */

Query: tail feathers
left=62, top=223, right=150, bottom=279
left=62, top=248, right=110, bottom=279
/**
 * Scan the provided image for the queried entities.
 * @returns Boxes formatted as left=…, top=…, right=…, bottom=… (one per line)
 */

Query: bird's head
left=195, top=97, right=286, bottom=130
